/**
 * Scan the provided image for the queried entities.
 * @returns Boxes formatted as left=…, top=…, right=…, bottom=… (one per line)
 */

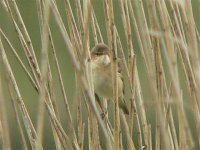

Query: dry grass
left=0, top=0, right=200, bottom=149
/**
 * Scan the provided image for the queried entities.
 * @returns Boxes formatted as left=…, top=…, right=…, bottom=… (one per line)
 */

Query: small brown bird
left=91, top=43, right=129, bottom=114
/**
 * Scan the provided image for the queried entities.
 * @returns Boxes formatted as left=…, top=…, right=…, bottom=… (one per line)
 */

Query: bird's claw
left=100, top=110, right=108, bottom=120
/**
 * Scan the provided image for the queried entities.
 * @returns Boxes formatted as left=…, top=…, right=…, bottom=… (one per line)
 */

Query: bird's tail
left=119, top=98, right=129, bottom=115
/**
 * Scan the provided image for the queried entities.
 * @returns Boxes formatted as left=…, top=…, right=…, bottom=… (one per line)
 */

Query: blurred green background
left=0, top=0, right=200, bottom=149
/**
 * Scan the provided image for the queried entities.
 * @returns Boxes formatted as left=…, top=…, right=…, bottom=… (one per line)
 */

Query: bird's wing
left=119, top=98, right=129, bottom=115
left=117, top=58, right=125, bottom=95
left=117, top=58, right=123, bottom=73
left=117, top=59, right=129, bottom=114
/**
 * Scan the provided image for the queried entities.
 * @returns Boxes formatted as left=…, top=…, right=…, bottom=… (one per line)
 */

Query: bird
left=91, top=43, right=129, bottom=115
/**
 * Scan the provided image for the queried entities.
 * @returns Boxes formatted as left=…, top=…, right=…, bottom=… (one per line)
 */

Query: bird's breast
left=92, top=66, right=123, bottom=99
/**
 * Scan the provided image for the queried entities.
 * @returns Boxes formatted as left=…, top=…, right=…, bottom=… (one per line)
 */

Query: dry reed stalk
left=35, top=0, right=51, bottom=149
left=75, top=0, right=84, bottom=38
left=90, top=8, right=114, bottom=142
left=76, top=82, right=85, bottom=150
left=1, top=0, right=200, bottom=149
left=148, top=29, right=195, bottom=149
left=0, top=52, right=11, bottom=150
left=147, top=1, right=164, bottom=150
left=74, top=56, right=85, bottom=150
left=0, top=0, right=7, bottom=11
left=91, top=10, right=99, bottom=44
left=64, top=0, right=82, bottom=51
left=104, top=0, right=121, bottom=149
left=66, top=1, right=100, bottom=149
left=167, top=85, right=179, bottom=149
left=157, top=3, right=184, bottom=150
left=83, top=0, right=102, bottom=149
left=134, top=69, right=150, bottom=149
left=180, top=1, right=200, bottom=144
left=0, top=36, right=39, bottom=149
left=0, top=29, right=38, bottom=92
left=171, top=0, right=200, bottom=115
left=118, top=0, right=145, bottom=149
left=125, top=2, right=150, bottom=149
left=174, top=1, right=200, bottom=103
left=8, top=84, right=28, bottom=150
left=120, top=113, right=136, bottom=150
left=147, top=125, right=152, bottom=150
left=115, top=28, right=143, bottom=149
left=49, top=28, right=78, bottom=148
left=130, top=0, right=172, bottom=149
left=0, top=120, right=2, bottom=146
left=4, top=0, right=41, bottom=81
left=47, top=33, right=63, bottom=150
left=62, top=3, right=86, bottom=148
left=149, top=1, right=177, bottom=149
left=1, top=24, right=66, bottom=150
left=91, top=10, right=104, bottom=43
left=3, top=0, right=75, bottom=148
left=43, top=0, right=78, bottom=147
left=119, top=0, right=134, bottom=132
left=168, top=1, right=198, bottom=149
left=50, top=0, right=113, bottom=149
left=184, top=1, right=200, bottom=94
left=65, top=0, right=102, bottom=149
left=150, top=9, right=194, bottom=150
left=0, top=30, right=33, bottom=150
left=37, top=0, right=65, bottom=148
left=169, top=0, right=200, bottom=148
left=3, top=5, right=40, bottom=89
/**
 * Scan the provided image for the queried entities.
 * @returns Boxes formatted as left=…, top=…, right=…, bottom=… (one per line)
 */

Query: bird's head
left=91, top=43, right=111, bottom=67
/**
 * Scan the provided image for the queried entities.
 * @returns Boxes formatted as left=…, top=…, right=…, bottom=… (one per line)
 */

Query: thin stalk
left=0, top=54, right=11, bottom=150
left=0, top=37, right=39, bottom=149
left=8, top=84, right=28, bottom=150
left=36, top=0, right=51, bottom=149
left=50, top=0, right=113, bottom=149
left=106, top=0, right=120, bottom=149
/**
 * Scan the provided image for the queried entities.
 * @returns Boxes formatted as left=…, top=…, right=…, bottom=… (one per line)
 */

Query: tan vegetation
left=0, top=0, right=200, bottom=149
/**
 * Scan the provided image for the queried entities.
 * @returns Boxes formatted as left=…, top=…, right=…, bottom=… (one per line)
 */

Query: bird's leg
left=95, top=93, right=106, bottom=119
left=95, top=93, right=103, bottom=110
left=101, top=99, right=110, bottom=119
left=94, top=94, right=111, bottom=119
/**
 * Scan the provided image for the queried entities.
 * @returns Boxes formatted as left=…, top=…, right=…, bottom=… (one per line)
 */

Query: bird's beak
left=102, top=54, right=111, bottom=65
left=91, top=54, right=111, bottom=67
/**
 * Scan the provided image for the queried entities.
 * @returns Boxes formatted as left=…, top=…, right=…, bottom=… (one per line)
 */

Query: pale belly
left=92, top=69, right=123, bottom=99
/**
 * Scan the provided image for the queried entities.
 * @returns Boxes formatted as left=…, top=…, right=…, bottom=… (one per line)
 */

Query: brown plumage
left=91, top=43, right=129, bottom=114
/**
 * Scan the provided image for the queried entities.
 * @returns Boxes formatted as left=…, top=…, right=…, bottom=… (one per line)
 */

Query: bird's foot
left=100, top=110, right=108, bottom=120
